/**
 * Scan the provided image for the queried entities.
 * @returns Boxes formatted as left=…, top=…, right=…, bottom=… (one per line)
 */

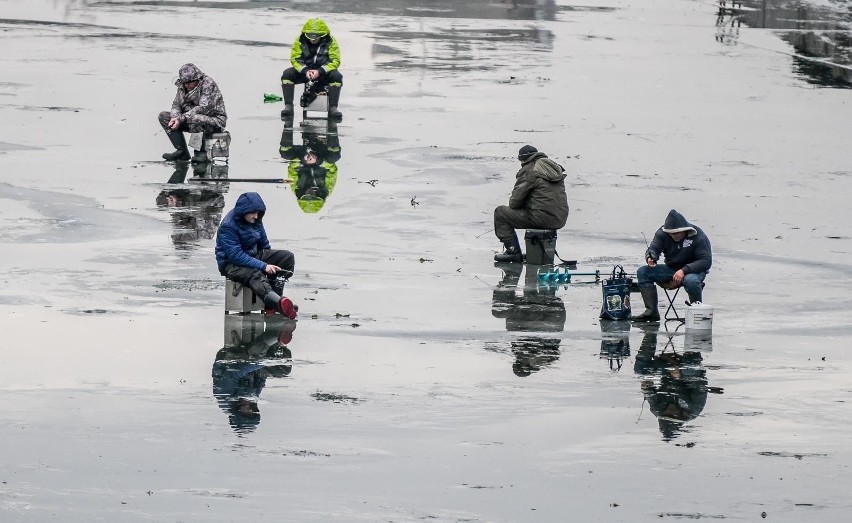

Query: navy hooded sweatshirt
left=645, top=209, right=712, bottom=275
left=215, top=192, right=271, bottom=274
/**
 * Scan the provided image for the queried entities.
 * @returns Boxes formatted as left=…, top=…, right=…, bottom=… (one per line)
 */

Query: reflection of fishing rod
left=189, top=177, right=292, bottom=184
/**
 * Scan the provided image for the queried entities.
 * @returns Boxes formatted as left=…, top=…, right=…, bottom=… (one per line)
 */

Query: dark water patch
left=63, top=308, right=121, bottom=316
left=0, top=17, right=285, bottom=49
left=658, top=513, right=726, bottom=520
left=153, top=279, right=222, bottom=292
left=726, top=411, right=764, bottom=416
left=757, top=451, right=829, bottom=460
left=723, top=0, right=852, bottom=88
left=0, top=142, right=42, bottom=152
left=70, top=31, right=286, bottom=49
left=369, top=27, right=553, bottom=71
left=94, top=0, right=562, bottom=21
left=284, top=449, right=331, bottom=457
left=311, top=391, right=362, bottom=404
left=13, top=105, right=82, bottom=112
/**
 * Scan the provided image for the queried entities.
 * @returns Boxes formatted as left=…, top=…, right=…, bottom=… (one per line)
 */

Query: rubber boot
left=191, top=137, right=208, bottom=164
left=494, top=236, right=523, bottom=263
left=162, top=130, right=191, bottom=161
left=327, top=85, right=342, bottom=119
left=631, top=286, right=660, bottom=322
left=281, top=83, right=295, bottom=118
left=262, top=290, right=298, bottom=319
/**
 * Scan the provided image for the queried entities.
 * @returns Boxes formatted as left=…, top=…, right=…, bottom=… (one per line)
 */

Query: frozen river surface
left=1, top=0, right=851, bottom=521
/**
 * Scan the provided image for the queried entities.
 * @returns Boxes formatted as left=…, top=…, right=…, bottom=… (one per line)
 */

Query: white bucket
left=685, top=303, right=714, bottom=331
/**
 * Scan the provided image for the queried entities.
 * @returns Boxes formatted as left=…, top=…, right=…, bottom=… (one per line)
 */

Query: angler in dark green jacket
left=280, top=18, right=343, bottom=119
left=494, top=145, right=569, bottom=262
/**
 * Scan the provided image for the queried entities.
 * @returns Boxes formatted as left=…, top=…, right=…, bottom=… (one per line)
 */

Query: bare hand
left=646, top=257, right=656, bottom=267
left=264, top=264, right=282, bottom=275
left=168, top=117, right=180, bottom=130
left=306, top=69, right=320, bottom=81
left=671, top=269, right=685, bottom=285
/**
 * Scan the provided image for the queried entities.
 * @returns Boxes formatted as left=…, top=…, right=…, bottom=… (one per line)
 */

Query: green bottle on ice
left=263, top=92, right=283, bottom=103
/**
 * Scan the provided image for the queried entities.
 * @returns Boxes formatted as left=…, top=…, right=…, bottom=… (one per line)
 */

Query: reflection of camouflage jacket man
left=158, top=63, right=228, bottom=163
left=280, top=18, right=344, bottom=118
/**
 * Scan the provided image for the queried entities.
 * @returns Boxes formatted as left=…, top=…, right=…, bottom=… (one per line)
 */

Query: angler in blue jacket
left=215, top=192, right=298, bottom=319
left=632, top=209, right=712, bottom=322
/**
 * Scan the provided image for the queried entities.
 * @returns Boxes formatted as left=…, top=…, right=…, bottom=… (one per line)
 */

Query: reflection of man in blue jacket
left=215, top=192, right=298, bottom=318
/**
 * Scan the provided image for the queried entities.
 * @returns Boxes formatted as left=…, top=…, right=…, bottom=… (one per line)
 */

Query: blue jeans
left=637, top=264, right=706, bottom=303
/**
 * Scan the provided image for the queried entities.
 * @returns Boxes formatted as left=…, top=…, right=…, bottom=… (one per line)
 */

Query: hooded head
left=661, top=209, right=696, bottom=236
left=233, top=192, right=266, bottom=222
left=301, top=18, right=331, bottom=42
left=518, top=145, right=538, bottom=162
left=176, top=63, right=204, bottom=87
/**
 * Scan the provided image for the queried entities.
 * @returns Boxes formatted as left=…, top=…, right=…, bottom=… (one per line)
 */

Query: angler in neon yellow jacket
left=280, top=18, right=343, bottom=119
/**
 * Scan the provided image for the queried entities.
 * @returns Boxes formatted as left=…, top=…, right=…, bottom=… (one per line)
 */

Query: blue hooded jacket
left=215, top=192, right=271, bottom=274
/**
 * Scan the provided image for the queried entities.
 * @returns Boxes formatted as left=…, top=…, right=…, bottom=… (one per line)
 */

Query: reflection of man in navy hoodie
left=215, top=192, right=298, bottom=318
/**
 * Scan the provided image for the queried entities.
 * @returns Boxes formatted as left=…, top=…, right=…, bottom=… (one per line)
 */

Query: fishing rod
left=189, top=177, right=292, bottom=184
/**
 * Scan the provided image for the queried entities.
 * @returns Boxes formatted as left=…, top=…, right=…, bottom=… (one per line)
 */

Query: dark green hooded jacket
left=508, top=152, right=569, bottom=226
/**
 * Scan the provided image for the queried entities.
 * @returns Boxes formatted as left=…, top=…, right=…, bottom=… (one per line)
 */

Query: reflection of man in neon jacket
left=279, top=122, right=340, bottom=214
left=280, top=18, right=343, bottom=118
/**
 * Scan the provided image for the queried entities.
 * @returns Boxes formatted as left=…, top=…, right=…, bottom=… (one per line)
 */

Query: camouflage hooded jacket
left=290, top=18, right=341, bottom=75
left=170, top=63, right=228, bottom=128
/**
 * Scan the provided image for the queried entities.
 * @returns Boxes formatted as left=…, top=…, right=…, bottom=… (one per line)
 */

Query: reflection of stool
left=659, top=282, right=706, bottom=322
left=224, top=314, right=265, bottom=346
left=224, top=279, right=264, bottom=314
left=205, top=131, right=231, bottom=161
left=524, top=229, right=557, bottom=265
left=303, top=93, right=329, bottom=119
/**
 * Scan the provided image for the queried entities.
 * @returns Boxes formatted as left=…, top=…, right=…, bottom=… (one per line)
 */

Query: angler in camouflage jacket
left=158, top=63, right=227, bottom=163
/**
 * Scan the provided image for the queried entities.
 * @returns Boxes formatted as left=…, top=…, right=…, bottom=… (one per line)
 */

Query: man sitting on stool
left=493, top=145, right=569, bottom=262
left=280, top=18, right=343, bottom=119
left=632, top=209, right=712, bottom=322
left=215, top=192, right=298, bottom=319
left=158, top=63, right=227, bottom=164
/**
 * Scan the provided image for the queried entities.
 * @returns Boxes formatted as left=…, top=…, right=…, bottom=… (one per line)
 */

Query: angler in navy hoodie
left=215, top=192, right=298, bottom=318
left=632, top=209, right=712, bottom=322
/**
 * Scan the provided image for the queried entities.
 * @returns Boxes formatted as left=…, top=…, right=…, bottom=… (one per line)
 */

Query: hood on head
left=298, top=196, right=326, bottom=214
left=301, top=18, right=331, bottom=37
left=234, top=192, right=266, bottom=221
left=661, top=209, right=696, bottom=235
left=176, top=63, right=204, bottom=86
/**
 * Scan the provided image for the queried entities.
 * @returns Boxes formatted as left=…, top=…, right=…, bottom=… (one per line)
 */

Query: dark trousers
left=494, top=205, right=565, bottom=243
left=281, top=68, right=344, bottom=87
left=158, top=111, right=224, bottom=137
left=223, top=249, right=295, bottom=298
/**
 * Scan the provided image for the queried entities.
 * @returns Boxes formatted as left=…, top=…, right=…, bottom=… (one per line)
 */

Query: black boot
left=281, top=83, right=295, bottom=118
left=327, top=85, right=342, bottom=119
left=191, top=138, right=208, bottom=164
left=494, top=236, right=523, bottom=263
left=631, top=286, right=660, bottom=322
left=162, top=130, right=191, bottom=161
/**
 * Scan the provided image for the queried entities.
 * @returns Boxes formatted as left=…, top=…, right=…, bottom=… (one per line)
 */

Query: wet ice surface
left=1, top=0, right=852, bottom=520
